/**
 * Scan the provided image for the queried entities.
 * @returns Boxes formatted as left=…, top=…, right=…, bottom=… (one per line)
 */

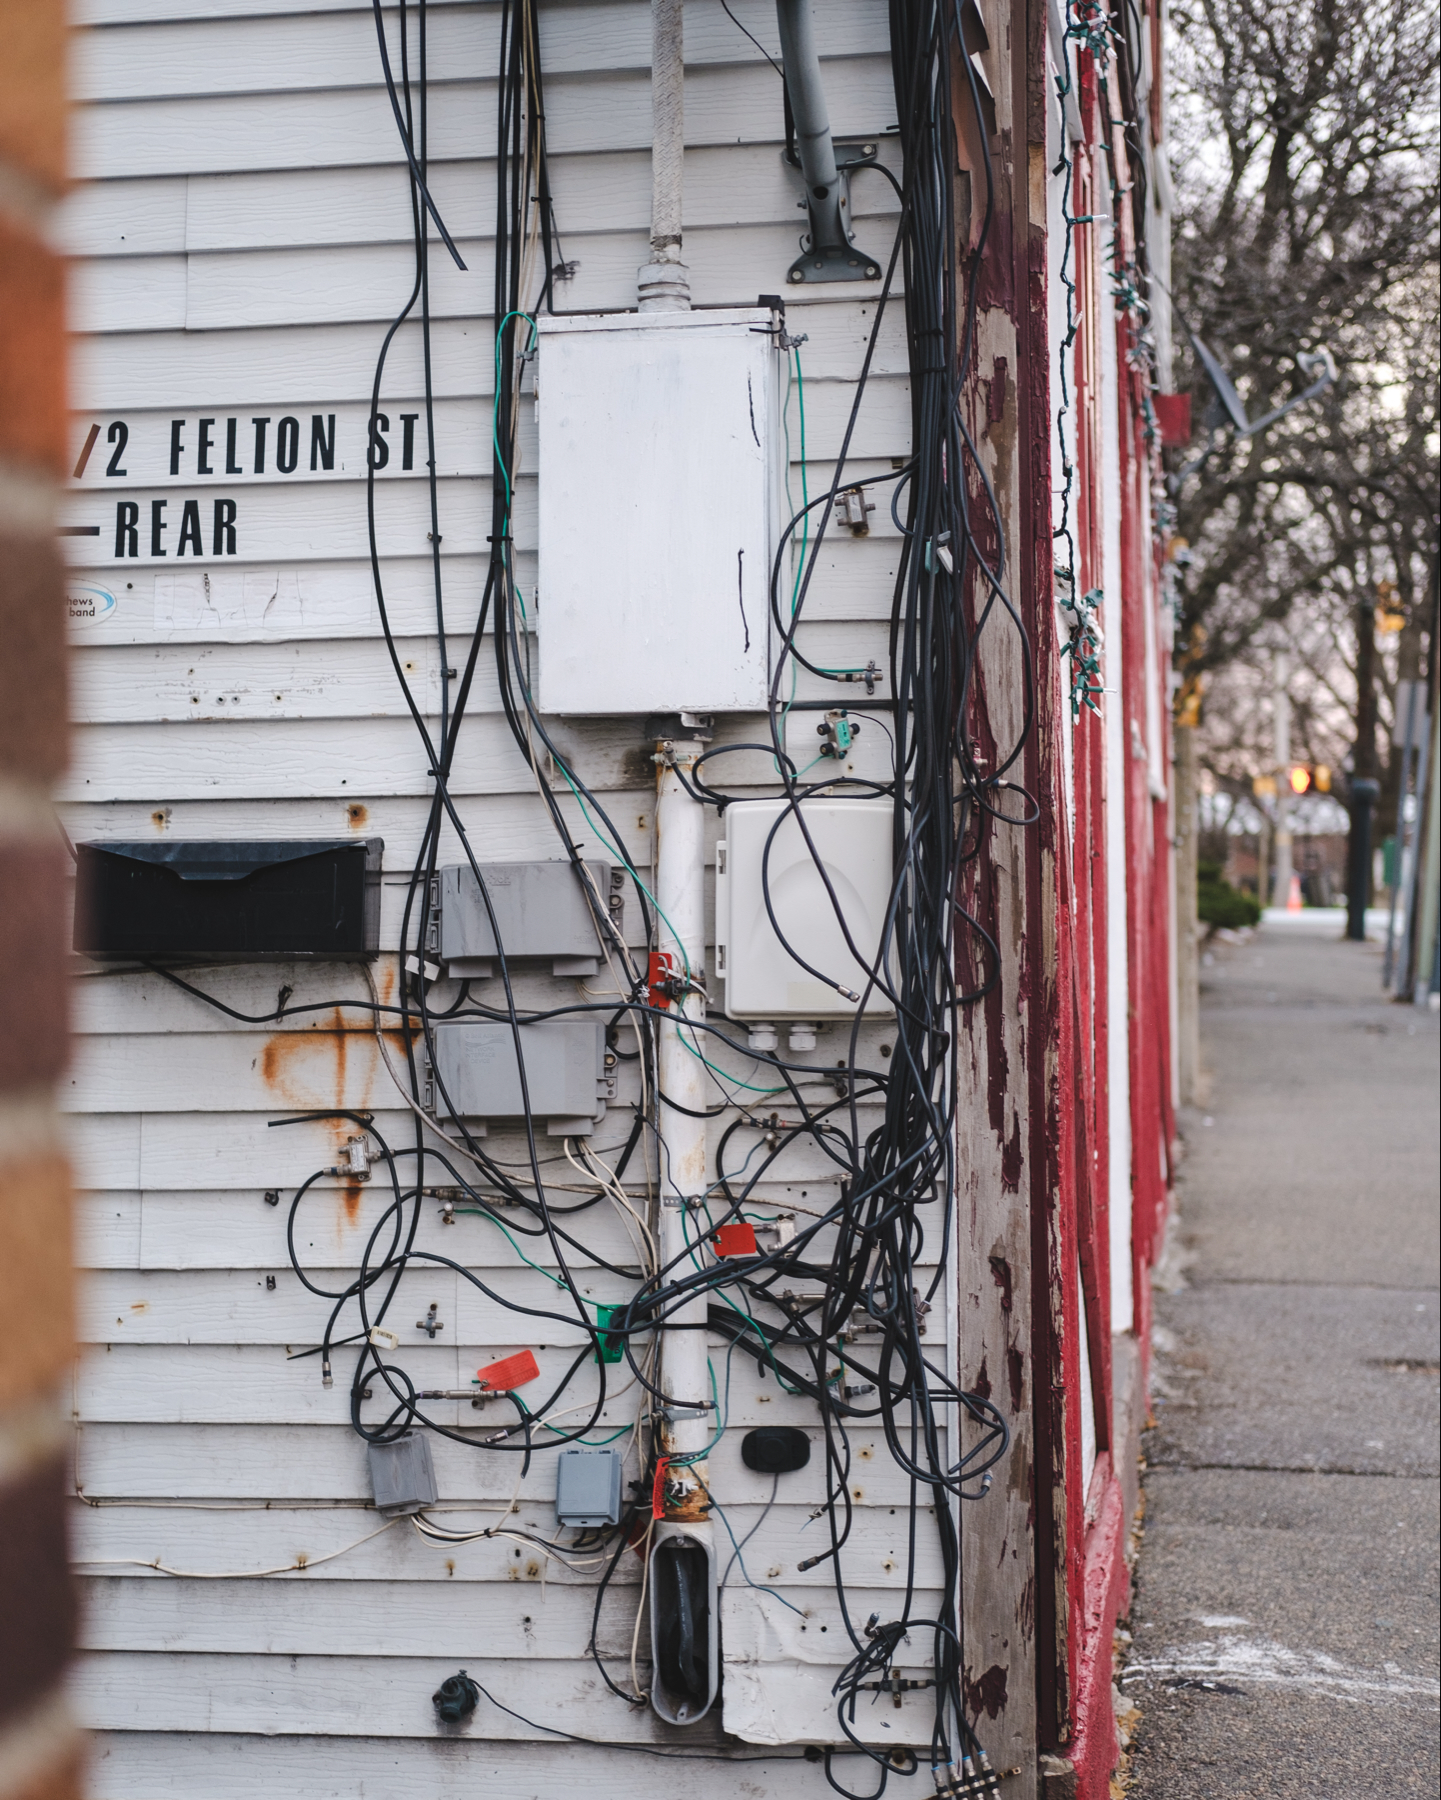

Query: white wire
left=363, top=957, right=492, bottom=1169
left=75, top=1517, right=399, bottom=1579
left=630, top=1511, right=655, bottom=1700
left=564, top=1136, right=659, bottom=1275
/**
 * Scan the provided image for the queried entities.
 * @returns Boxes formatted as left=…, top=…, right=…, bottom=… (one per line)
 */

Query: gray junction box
left=426, top=1018, right=611, bottom=1137
left=555, top=1448, right=624, bottom=1528
left=367, top=1433, right=438, bottom=1517
left=433, top=861, right=618, bottom=979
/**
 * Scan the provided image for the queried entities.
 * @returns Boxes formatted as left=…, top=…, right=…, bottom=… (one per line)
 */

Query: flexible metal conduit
left=638, top=0, right=690, bottom=309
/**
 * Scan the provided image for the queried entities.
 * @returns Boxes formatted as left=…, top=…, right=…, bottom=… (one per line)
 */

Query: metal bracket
left=782, top=143, right=883, bottom=285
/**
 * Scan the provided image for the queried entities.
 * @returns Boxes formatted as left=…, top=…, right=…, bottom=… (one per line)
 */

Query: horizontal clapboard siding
left=75, top=1423, right=925, bottom=1502
left=75, top=61, right=899, bottom=180
left=75, top=1, right=887, bottom=100
left=74, top=1648, right=940, bottom=1742
left=73, top=1507, right=946, bottom=1589
left=84, top=1735, right=828, bottom=1800
left=65, top=144, right=899, bottom=257
left=72, top=309, right=910, bottom=403
left=70, top=623, right=892, bottom=720
left=66, top=0, right=935, bottom=1787
left=66, top=389, right=910, bottom=486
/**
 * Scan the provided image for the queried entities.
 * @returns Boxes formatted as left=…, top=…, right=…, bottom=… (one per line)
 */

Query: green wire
left=541, top=1420, right=633, bottom=1445
left=777, top=341, right=871, bottom=777
left=776, top=348, right=809, bottom=761
left=546, top=753, right=688, bottom=975
left=682, top=1196, right=805, bottom=1395
left=667, top=1351, right=730, bottom=1466
left=791, top=347, right=809, bottom=612
left=492, top=310, right=537, bottom=512
left=452, top=1208, right=638, bottom=1332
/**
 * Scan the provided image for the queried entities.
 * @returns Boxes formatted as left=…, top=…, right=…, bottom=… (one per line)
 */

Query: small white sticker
left=67, top=581, right=117, bottom=624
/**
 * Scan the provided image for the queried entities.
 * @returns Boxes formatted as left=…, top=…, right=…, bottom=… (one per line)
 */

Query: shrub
left=1197, top=861, right=1262, bottom=929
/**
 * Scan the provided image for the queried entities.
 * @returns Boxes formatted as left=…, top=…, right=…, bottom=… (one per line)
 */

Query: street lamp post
left=1272, top=652, right=1295, bottom=909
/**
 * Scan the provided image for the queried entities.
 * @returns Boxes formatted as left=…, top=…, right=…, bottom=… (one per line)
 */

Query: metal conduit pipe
left=638, top=0, right=690, bottom=309
left=775, top=0, right=880, bottom=283
left=775, top=0, right=842, bottom=243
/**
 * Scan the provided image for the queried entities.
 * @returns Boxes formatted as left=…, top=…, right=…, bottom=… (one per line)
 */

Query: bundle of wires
left=146, top=3, right=1035, bottom=1794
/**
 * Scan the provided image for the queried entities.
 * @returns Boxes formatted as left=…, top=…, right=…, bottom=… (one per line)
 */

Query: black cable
left=209, top=5, right=1035, bottom=1782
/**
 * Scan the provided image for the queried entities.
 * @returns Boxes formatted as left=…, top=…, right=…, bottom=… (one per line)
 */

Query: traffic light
left=1286, top=764, right=1332, bottom=796
left=1375, top=580, right=1406, bottom=634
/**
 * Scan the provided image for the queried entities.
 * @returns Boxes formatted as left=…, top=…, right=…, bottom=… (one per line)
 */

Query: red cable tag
left=474, top=1348, right=540, bottom=1392
left=713, top=1221, right=759, bottom=1258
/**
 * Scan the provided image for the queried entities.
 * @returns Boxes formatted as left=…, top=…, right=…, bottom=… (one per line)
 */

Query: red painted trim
left=1065, top=1461, right=1132, bottom=1800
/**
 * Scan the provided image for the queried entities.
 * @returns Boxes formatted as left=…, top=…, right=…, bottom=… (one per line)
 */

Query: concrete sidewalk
left=1122, top=919, right=1440, bottom=1798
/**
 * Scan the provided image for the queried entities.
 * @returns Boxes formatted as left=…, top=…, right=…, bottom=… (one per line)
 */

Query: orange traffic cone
left=1287, top=873, right=1303, bottom=912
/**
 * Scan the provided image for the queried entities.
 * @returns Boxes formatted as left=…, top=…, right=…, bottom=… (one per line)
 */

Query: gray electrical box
left=555, top=1447, right=624, bottom=1528
left=434, top=861, right=619, bottom=978
left=368, top=1432, right=438, bottom=1517
left=426, top=1018, right=611, bottom=1136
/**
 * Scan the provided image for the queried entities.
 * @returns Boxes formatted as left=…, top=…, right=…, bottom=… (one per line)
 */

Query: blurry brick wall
left=0, top=1, right=83, bottom=1797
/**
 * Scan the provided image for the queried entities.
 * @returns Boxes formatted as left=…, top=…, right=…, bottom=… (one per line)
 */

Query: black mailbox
left=75, top=839, right=384, bottom=960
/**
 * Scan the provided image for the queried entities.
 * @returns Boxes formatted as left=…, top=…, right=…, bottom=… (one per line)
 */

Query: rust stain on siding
left=259, top=1000, right=414, bottom=1233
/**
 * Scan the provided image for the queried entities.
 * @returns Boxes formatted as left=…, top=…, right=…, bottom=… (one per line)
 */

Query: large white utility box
left=536, top=308, right=780, bottom=716
left=716, top=798, right=894, bottom=1020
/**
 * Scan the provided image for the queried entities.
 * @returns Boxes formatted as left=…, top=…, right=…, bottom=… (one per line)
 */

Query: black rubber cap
left=741, top=1426, right=811, bottom=1474
left=432, top=1671, right=480, bottom=1723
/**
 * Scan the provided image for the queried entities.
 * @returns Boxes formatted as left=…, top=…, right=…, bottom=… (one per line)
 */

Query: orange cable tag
left=474, top=1348, right=540, bottom=1392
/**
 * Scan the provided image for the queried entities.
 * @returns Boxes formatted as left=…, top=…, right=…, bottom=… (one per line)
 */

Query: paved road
left=1122, top=918, right=1440, bottom=1798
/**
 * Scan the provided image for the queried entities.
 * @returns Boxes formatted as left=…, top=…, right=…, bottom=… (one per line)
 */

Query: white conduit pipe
left=638, top=0, right=691, bottom=309
left=648, top=736, right=718, bottom=1724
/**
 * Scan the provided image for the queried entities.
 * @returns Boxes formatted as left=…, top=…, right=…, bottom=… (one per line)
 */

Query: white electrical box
left=716, top=799, right=894, bottom=1020
left=536, top=307, right=780, bottom=716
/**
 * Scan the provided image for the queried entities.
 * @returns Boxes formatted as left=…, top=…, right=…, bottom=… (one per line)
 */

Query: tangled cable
left=145, top=3, right=1043, bottom=1793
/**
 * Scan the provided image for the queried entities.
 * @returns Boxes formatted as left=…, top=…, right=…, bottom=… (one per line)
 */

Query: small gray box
left=555, top=1447, right=624, bottom=1528
left=368, top=1432, right=438, bottom=1517
left=435, top=861, right=616, bottom=978
left=426, top=1018, right=610, bottom=1136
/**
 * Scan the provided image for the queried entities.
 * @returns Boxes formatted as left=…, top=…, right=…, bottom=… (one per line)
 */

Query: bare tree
left=1165, top=0, right=1439, bottom=813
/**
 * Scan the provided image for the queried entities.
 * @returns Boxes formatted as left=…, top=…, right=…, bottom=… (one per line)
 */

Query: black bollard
left=1346, top=778, right=1380, bottom=941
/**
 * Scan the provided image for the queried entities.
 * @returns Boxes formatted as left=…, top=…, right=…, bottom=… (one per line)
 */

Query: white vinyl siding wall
left=62, top=4, right=936, bottom=1795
